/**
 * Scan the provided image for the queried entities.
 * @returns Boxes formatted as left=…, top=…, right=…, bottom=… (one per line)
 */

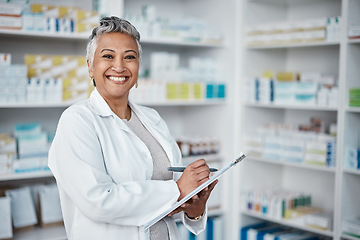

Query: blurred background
left=0, top=0, right=359, bottom=239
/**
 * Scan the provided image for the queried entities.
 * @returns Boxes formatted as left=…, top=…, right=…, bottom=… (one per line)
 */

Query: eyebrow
left=125, top=50, right=138, bottom=55
left=100, top=49, right=138, bottom=55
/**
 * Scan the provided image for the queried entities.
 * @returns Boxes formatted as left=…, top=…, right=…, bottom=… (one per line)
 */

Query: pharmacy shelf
left=135, top=99, right=227, bottom=106
left=0, top=29, right=222, bottom=48
left=348, top=38, right=360, bottom=44
left=141, top=37, right=222, bottom=48
left=246, top=41, right=340, bottom=50
left=182, top=154, right=222, bottom=164
left=13, top=224, right=66, bottom=240
left=248, top=156, right=336, bottom=173
left=343, top=168, right=360, bottom=176
left=346, top=107, right=360, bottom=113
left=207, top=208, right=224, bottom=217
left=235, top=2, right=348, bottom=239
left=0, top=29, right=89, bottom=41
left=0, top=171, right=53, bottom=181
left=241, top=211, right=334, bottom=238
left=244, top=102, right=338, bottom=111
left=0, top=102, right=79, bottom=108
left=0, top=155, right=223, bottom=182
left=0, top=99, right=226, bottom=108
left=341, top=233, right=360, bottom=240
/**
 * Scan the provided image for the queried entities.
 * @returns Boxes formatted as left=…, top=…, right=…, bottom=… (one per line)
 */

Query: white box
left=0, top=3, right=22, bottom=16
left=305, top=211, right=333, bottom=230
left=0, top=15, right=21, bottom=29
left=5, top=187, right=38, bottom=228
left=0, top=196, right=13, bottom=239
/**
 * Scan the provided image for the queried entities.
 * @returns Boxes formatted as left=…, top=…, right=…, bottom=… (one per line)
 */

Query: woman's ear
left=87, top=60, right=94, bottom=78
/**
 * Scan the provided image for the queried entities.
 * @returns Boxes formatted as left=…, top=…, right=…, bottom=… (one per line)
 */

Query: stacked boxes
left=243, top=121, right=337, bottom=167
left=240, top=188, right=312, bottom=220
left=0, top=2, right=22, bottom=30
left=343, top=217, right=360, bottom=238
left=13, top=123, right=49, bottom=174
left=0, top=53, right=92, bottom=104
left=246, top=16, right=341, bottom=46
left=0, top=53, right=28, bottom=103
left=125, top=4, right=222, bottom=44
left=240, top=188, right=333, bottom=231
left=0, top=2, right=100, bottom=34
left=0, top=134, right=16, bottom=175
left=131, top=80, right=226, bottom=103
left=344, top=128, right=360, bottom=170
left=0, top=122, right=55, bottom=175
left=304, top=136, right=336, bottom=167
left=25, top=54, right=93, bottom=103
left=348, top=26, right=360, bottom=39
left=130, top=53, right=226, bottom=103
left=245, top=70, right=338, bottom=107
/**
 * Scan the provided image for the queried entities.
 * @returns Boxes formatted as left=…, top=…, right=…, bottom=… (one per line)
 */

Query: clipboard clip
left=234, top=153, right=247, bottom=164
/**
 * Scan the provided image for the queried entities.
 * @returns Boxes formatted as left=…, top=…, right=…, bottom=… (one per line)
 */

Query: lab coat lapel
left=89, top=88, right=136, bottom=132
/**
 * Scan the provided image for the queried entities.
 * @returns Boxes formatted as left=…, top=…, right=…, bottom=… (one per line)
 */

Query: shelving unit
left=241, top=211, right=334, bottom=238
left=249, top=156, right=337, bottom=173
left=247, top=41, right=340, bottom=49
left=244, top=102, right=338, bottom=111
left=234, top=0, right=360, bottom=239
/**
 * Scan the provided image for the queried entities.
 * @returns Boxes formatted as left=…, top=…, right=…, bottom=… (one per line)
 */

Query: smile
left=108, top=76, right=128, bottom=82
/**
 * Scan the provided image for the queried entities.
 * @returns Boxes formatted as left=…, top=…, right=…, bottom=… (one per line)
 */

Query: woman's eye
left=125, top=55, right=136, bottom=60
left=102, top=54, right=113, bottom=59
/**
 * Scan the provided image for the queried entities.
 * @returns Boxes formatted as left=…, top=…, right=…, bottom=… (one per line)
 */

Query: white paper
left=143, top=153, right=247, bottom=230
left=5, top=187, right=38, bottom=228
left=207, top=161, right=222, bottom=209
left=0, top=196, right=13, bottom=239
left=39, top=184, right=63, bottom=224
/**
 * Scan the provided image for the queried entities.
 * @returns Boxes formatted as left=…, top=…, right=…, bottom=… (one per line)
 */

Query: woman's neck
left=105, top=98, right=131, bottom=120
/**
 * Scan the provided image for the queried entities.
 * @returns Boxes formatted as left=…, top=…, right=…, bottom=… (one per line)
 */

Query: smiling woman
left=88, top=32, right=140, bottom=120
left=48, top=16, right=217, bottom=240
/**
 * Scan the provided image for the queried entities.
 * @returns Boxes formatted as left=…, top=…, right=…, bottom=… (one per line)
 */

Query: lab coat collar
left=89, top=88, right=114, bottom=117
left=89, top=88, right=161, bottom=126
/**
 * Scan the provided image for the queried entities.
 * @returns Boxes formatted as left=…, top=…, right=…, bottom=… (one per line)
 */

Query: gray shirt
left=124, top=110, right=173, bottom=240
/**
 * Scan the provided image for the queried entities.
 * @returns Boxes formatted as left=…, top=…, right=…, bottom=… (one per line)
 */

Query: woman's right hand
left=175, top=159, right=210, bottom=201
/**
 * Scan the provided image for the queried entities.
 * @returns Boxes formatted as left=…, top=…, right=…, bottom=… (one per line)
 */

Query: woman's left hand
left=168, top=180, right=218, bottom=218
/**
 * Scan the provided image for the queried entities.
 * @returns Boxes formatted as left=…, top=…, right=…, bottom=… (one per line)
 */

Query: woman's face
left=88, top=32, right=140, bottom=104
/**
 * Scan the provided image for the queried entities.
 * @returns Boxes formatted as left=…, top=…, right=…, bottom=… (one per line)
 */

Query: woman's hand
left=175, top=159, right=210, bottom=201
left=168, top=180, right=218, bottom=218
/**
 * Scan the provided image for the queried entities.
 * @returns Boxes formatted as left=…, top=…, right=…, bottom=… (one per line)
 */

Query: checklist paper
left=143, top=153, right=247, bottom=231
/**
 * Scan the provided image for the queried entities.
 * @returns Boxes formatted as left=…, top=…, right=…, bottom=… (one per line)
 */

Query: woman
left=48, top=16, right=217, bottom=240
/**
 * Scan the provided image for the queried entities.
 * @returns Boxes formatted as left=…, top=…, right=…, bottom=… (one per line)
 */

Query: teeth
left=108, top=76, right=126, bottom=82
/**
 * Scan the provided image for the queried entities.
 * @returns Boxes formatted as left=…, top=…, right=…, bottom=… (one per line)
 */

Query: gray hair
left=86, top=16, right=142, bottom=66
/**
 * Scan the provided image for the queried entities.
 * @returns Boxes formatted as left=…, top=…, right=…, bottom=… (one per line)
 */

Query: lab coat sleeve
left=48, top=108, right=180, bottom=227
left=182, top=209, right=207, bottom=235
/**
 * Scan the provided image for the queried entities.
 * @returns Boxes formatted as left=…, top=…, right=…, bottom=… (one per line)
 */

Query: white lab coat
left=48, top=88, right=207, bottom=240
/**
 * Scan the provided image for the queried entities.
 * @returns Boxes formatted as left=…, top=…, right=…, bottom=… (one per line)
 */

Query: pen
left=168, top=167, right=218, bottom=172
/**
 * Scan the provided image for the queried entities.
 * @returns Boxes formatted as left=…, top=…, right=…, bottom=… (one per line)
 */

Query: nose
left=112, top=58, right=126, bottom=73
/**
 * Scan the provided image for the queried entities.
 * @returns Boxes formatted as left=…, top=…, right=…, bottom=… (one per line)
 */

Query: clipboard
left=143, top=153, right=247, bottom=230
